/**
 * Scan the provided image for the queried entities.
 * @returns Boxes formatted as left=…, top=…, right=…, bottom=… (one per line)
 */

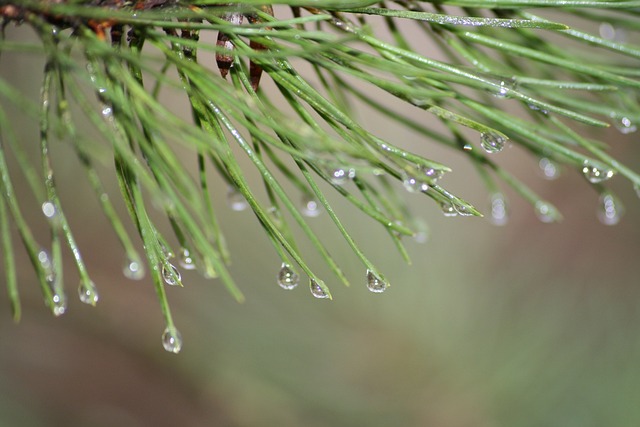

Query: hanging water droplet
left=599, top=22, right=625, bottom=42
left=161, top=262, right=182, bottom=286
left=78, top=280, right=99, bottom=305
left=227, top=187, right=248, bottom=211
left=178, top=248, right=196, bottom=270
left=440, top=201, right=458, bottom=217
left=366, top=269, right=388, bottom=293
left=534, top=201, right=559, bottom=223
left=402, top=172, right=428, bottom=193
left=46, top=278, right=67, bottom=317
left=37, top=248, right=56, bottom=283
left=123, top=258, right=145, bottom=280
left=597, top=193, right=624, bottom=226
left=41, top=201, right=57, bottom=219
left=489, top=193, right=509, bottom=226
left=613, top=116, right=637, bottom=134
left=161, top=263, right=181, bottom=286
left=277, top=263, right=299, bottom=290
left=453, top=202, right=473, bottom=216
left=599, top=22, right=616, bottom=40
left=411, top=219, right=429, bottom=244
left=301, top=195, right=322, bottom=217
left=162, top=327, right=183, bottom=354
left=38, top=248, right=52, bottom=270
left=309, top=278, right=329, bottom=299
left=582, top=160, right=615, bottom=184
left=480, top=132, right=507, bottom=154
left=538, top=157, right=560, bottom=180
left=330, top=168, right=355, bottom=185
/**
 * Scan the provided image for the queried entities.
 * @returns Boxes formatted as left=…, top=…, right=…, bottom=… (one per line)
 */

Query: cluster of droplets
left=597, top=193, right=624, bottom=226
left=538, top=158, right=560, bottom=180
left=277, top=263, right=299, bottom=290
left=366, top=270, right=389, bottom=293
left=480, top=132, right=508, bottom=154
left=489, top=193, right=509, bottom=226
left=582, top=160, right=615, bottom=184
left=162, top=327, right=183, bottom=354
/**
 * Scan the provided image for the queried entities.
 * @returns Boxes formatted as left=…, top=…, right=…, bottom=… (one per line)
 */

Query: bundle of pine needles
left=1, top=0, right=638, bottom=352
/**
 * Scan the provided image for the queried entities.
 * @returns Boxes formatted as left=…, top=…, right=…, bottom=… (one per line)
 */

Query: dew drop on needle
left=309, top=278, right=329, bottom=299
left=277, top=263, right=299, bottom=290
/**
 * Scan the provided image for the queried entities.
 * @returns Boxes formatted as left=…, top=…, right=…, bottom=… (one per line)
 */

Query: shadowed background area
left=1, top=18, right=640, bottom=427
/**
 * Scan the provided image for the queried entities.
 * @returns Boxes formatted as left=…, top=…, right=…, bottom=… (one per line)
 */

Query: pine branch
left=1, top=0, right=638, bottom=353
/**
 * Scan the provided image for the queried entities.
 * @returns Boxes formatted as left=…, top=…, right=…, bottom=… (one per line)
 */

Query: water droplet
left=309, top=278, right=329, bottom=299
left=599, top=22, right=625, bottom=42
left=402, top=172, right=428, bottom=193
left=161, top=262, right=181, bottom=286
left=411, top=219, right=429, bottom=244
left=463, top=144, right=473, bottom=151
left=46, top=278, right=67, bottom=317
left=440, top=201, right=458, bottom=217
left=613, top=116, right=637, bottom=134
left=162, top=327, right=183, bottom=354
left=277, top=263, right=299, bottom=290
left=178, top=248, right=196, bottom=270
left=597, top=193, right=623, bottom=225
left=38, top=248, right=52, bottom=269
left=538, top=157, right=560, bottom=180
left=123, top=258, right=145, bottom=280
left=330, top=168, right=355, bottom=185
left=480, top=132, right=507, bottom=154
left=422, top=167, right=445, bottom=182
left=489, top=193, right=508, bottom=226
left=301, top=195, right=322, bottom=217
left=582, top=160, right=615, bottom=184
left=37, top=248, right=56, bottom=283
left=227, top=187, right=248, bottom=211
left=452, top=202, right=473, bottom=216
left=535, top=201, right=559, bottom=223
left=366, top=269, right=388, bottom=293
left=41, top=201, right=57, bottom=219
left=78, top=280, right=99, bottom=305
left=527, top=103, right=549, bottom=115
left=101, top=106, right=112, bottom=117
left=493, top=78, right=516, bottom=98
left=599, top=22, right=616, bottom=40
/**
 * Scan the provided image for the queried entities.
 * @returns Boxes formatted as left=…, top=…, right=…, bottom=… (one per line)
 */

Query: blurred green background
left=1, top=21, right=640, bottom=427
